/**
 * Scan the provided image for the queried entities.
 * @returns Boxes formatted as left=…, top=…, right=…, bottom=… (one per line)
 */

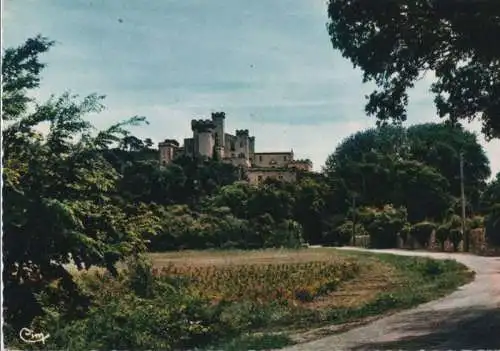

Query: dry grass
left=149, top=248, right=399, bottom=310
left=303, top=256, right=400, bottom=309
left=148, top=248, right=348, bottom=267
left=70, top=249, right=401, bottom=311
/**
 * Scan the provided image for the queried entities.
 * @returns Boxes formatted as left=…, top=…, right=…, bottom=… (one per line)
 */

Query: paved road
left=279, top=248, right=500, bottom=350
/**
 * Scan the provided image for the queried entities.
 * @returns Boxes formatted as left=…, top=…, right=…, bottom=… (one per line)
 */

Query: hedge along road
left=278, top=247, right=500, bottom=351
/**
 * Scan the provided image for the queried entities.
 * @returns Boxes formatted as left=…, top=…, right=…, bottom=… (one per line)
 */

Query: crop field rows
left=149, top=249, right=399, bottom=308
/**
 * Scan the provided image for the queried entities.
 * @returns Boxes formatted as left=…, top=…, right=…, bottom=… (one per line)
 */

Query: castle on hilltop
left=158, top=112, right=312, bottom=184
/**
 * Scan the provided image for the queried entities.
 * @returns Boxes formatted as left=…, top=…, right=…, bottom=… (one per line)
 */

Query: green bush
left=360, top=205, right=408, bottom=249
left=28, top=258, right=239, bottom=351
left=399, top=223, right=412, bottom=246
left=468, top=216, right=484, bottom=230
left=321, top=214, right=346, bottom=246
left=410, top=221, right=436, bottom=248
left=150, top=206, right=304, bottom=251
left=330, top=221, right=367, bottom=247
left=261, top=219, right=305, bottom=249
left=449, top=228, right=463, bottom=252
left=444, top=214, right=464, bottom=251
left=435, top=225, right=449, bottom=251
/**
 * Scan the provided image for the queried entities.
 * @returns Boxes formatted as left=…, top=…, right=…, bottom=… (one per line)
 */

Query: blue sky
left=3, top=0, right=499, bottom=176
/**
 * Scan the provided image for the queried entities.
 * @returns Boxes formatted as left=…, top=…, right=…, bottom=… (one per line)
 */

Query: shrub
left=449, top=228, right=463, bottom=252
left=150, top=207, right=304, bottom=251
left=435, top=225, right=449, bottom=251
left=322, top=219, right=367, bottom=247
left=339, top=221, right=367, bottom=246
left=468, top=216, right=484, bottom=230
left=261, top=219, right=305, bottom=249
left=410, top=222, right=436, bottom=248
left=399, top=222, right=412, bottom=246
left=360, top=205, right=408, bottom=249
left=29, top=261, right=238, bottom=350
left=445, top=214, right=464, bottom=251
left=125, top=254, right=155, bottom=298
left=321, top=214, right=346, bottom=246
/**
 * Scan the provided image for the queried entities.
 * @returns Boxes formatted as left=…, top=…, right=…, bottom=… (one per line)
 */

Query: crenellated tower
left=191, top=119, right=216, bottom=158
left=235, top=129, right=250, bottom=160
left=211, top=112, right=225, bottom=159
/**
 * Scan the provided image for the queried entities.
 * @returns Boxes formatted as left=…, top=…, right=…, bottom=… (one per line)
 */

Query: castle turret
left=192, top=119, right=215, bottom=158
left=212, top=112, right=225, bottom=153
left=235, top=129, right=250, bottom=160
left=158, top=139, right=179, bottom=166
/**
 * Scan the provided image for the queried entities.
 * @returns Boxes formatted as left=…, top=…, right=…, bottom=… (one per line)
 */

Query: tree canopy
left=2, top=35, right=161, bottom=329
left=324, top=123, right=490, bottom=221
left=327, top=0, right=500, bottom=139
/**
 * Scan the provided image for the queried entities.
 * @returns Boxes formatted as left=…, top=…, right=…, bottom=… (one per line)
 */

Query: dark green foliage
left=398, top=223, right=411, bottom=246
left=480, top=172, right=500, bottom=246
left=485, top=204, right=500, bottom=246
left=410, top=222, right=437, bottom=248
left=172, top=156, right=242, bottom=206
left=480, top=173, right=500, bottom=213
left=324, top=123, right=489, bottom=223
left=359, top=205, right=407, bottom=249
left=25, top=262, right=237, bottom=351
left=449, top=228, right=464, bottom=252
left=393, top=160, right=451, bottom=222
left=446, top=214, right=464, bottom=251
left=148, top=204, right=304, bottom=251
left=327, top=0, right=500, bottom=139
left=435, top=225, right=449, bottom=251
left=407, top=123, right=490, bottom=209
left=2, top=36, right=161, bottom=332
left=200, top=176, right=337, bottom=247
left=323, top=219, right=366, bottom=247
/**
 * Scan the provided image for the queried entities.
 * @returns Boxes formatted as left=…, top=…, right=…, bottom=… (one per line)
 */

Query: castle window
left=258, top=175, right=263, bottom=182
left=278, top=175, right=283, bottom=180
left=230, top=141, right=235, bottom=151
left=259, top=155, right=263, bottom=162
left=283, top=156, right=287, bottom=161
left=240, top=141, right=243, bottom=147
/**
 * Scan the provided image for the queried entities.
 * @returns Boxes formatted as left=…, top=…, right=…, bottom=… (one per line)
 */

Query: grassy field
left=144, top=248, right=474, bottom=350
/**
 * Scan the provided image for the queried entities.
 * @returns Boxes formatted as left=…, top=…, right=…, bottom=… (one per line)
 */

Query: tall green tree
left=2, top=36, right=160, bottom=330
left=327, top=0, right=500, bottom=139
left=324, top=124, right=474, bottom=222
left=481, top=173, right=500, bottom=245
left=407, top=123, right=490, bottom=211
left=480, top=172, right=500, bottom=212
left=324, top=125, right=406, bottom=207
left=392, top=160, right=451, bottom=222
